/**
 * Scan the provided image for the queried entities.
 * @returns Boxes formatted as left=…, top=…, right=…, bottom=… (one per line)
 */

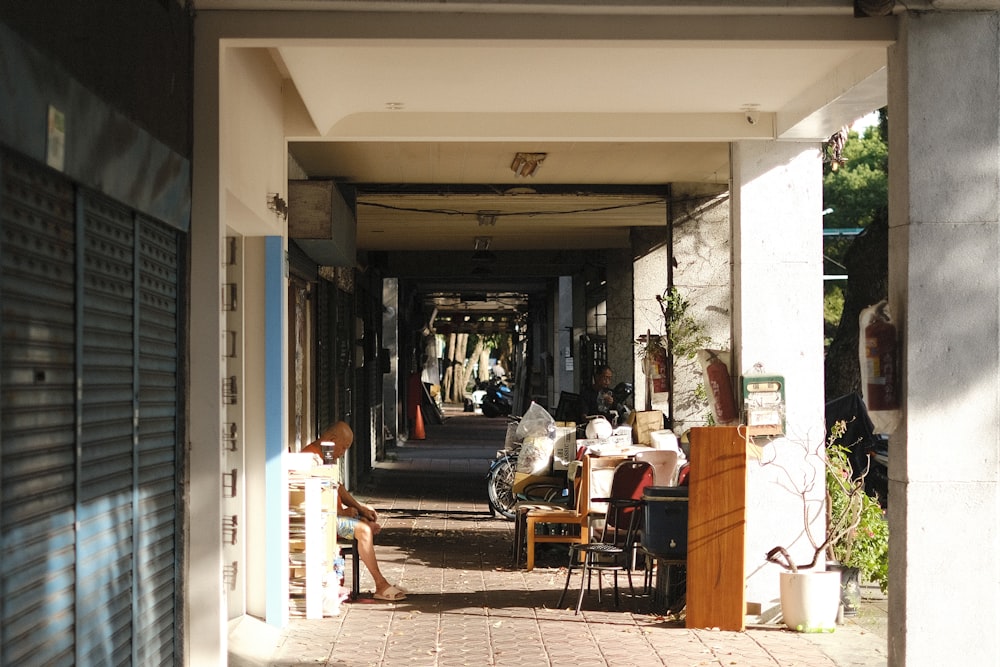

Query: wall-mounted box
left=288, top=180, right=357, bottom=267
left=741, top=375, right=785, bottom=437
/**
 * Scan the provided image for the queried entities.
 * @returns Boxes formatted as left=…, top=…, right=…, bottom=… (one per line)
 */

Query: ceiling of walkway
left=201, top=2, right=893, bottom=305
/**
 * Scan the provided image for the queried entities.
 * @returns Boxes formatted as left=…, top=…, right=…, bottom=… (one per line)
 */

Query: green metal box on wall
left=741, top=374, right=785, bottom=436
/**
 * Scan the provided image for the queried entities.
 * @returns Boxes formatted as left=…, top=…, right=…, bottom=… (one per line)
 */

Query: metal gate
left=0, top=151, right=182, bottom=665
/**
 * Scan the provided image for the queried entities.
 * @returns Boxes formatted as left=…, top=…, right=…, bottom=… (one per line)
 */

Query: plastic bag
left=515, top=401, right=556, bottom=441
left=516, top=435, right=555, bottom=475
left=515, top=402, right=556, bottom=475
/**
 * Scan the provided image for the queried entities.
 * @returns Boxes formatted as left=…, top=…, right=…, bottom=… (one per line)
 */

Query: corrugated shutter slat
left=77, top=192, right=136, bottom=664
left=1, top=152, right=78, bottom=667
left=136, top=215, right=179, bottom=665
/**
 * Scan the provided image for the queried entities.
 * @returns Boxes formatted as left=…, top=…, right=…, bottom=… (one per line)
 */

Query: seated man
left=579, top=365, right=615, bottom=424
left=304, top=421, right=407, bottom=601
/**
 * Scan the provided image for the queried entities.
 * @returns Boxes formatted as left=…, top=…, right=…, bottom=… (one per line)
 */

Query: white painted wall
left=221, top=47, right=288, bottom=238
left=241, top=236, right=274, bottom=619
left=731, top=141, right=827, bottom=616
left=191, top=25, right=292, bottom=662
left=220, top=45, right=291, bottom=624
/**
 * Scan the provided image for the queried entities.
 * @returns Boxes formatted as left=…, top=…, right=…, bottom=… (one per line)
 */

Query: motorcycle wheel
left=486, top=455, right=518, bottom=520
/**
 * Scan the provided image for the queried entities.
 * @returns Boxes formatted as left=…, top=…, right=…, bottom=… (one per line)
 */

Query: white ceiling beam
left=196, top=1, right=858, bottom=15
left=777, top=50, right=887, bottom=140
left=208, top=10, right=895, bottom=43
left=316, top=112, right=775, bottom=142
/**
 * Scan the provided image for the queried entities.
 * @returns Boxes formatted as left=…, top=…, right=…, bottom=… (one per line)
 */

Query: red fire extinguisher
left=706, top=352, right=738, bottom=423
left=864, top=308, right=899, bottom=411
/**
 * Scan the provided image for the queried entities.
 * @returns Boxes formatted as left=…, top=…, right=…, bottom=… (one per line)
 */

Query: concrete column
left=556, top=276, right=575, bottom=398
left=731, top=140, right=826, bottom=613
left=383, top=278, right=399, bottom=443
left=190, top=19, right=227, bottom=664
left=606, top=247, right=636, bottom=391
left=888, top=12, right=1000, bottom=665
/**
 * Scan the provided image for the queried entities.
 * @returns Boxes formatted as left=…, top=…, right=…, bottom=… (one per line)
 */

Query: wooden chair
left=524, top=454, right=625, bottom=571
left=511, top=467, right=577, bottom=568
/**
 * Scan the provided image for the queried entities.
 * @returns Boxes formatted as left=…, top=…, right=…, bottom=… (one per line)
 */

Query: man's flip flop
left=373, top=585, right=407, bottom=601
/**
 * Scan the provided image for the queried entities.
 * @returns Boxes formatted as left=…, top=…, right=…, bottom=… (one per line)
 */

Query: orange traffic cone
left=413, top=405, right=426, bottom=440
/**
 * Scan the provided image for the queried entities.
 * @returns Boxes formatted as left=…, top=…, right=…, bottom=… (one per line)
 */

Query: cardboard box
left=552, top=426, right=577, bottom=470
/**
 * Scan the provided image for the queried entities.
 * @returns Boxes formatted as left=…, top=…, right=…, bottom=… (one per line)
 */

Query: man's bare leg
left=353, top=521, right=394, bottom=595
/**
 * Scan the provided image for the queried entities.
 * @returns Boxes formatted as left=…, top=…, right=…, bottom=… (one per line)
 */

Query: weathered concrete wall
left=607, top=247, right=637, bottom=396
left=888, top=11, right=1000, bottom=666
left=671, top=184, right=732, bottom=434
left=632, top=184, right=730, bottom=431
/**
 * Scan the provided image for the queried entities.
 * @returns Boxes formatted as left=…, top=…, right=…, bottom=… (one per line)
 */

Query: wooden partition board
left=686, top=426, right=747, bottom=631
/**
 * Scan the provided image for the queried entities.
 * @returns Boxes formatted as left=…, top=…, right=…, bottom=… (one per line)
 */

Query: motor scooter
left=825, top=393, right=889, bottom=508
left=478, top=377, right=513, bottom=418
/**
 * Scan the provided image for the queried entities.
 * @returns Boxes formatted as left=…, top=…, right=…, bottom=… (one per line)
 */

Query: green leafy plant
left=636, top=286, right=717, bottom=424
left=765, top=420, right=888, bottom=595
left=825, top=422, right=889, bottom=593
left=655, top=286, right=711, bottom=360
left=636, top=286, right=711, bottom=378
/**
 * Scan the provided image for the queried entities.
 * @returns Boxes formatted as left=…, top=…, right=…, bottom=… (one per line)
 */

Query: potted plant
left=765, top=420, right=889, bottom=630
left=636, top=286, right=712, bottom=414
left=824, top=422, right=889, bottom=615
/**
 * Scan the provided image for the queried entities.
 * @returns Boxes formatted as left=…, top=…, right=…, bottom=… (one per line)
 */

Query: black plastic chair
left=557, top=460, right=654, bottom=614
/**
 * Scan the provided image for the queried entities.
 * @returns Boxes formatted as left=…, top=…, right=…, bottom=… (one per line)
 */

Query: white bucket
left=779, top=570, right=840, bottom=633
left=649, top=429, right=679, bottom=452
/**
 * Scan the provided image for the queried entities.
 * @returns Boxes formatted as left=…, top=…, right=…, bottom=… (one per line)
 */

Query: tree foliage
left=823, top=120, right=889, bottom=284
left=824, top=125, right=888, bottom=231
left=824, top=109, right=890, bottom=400
left=823, top=288, right=844, bottom=346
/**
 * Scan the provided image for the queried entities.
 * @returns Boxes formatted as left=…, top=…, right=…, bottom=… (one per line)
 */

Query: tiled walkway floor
left=268, top=410, right=889, bottom=667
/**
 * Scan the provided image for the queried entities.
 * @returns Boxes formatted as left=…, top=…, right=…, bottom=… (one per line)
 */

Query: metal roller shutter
left=315, top=278, right=333, bottom=431
left=335, top=287, right=353, bottom=422
left=134, top=215, right=180, bottom=665
left=78, top=193, right=137, bottom=665
left=1, top=151, right=181, bottom=666
left=1, top=152, right=79, bottom=667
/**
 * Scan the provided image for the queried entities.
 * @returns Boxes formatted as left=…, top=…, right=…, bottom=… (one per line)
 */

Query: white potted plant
left=764, top=422, right=857, bottom=633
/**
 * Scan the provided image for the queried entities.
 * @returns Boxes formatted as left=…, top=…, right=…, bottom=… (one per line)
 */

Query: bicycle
left=486, top=450, right=519, bottom=519
left=486, top=419, right=569, bottom=520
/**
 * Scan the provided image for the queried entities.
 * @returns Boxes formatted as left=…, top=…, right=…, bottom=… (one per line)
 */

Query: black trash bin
left=642, top=486, right=688, bottom=559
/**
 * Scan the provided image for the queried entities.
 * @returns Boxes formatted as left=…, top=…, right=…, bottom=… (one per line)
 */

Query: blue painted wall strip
left=264, top=237, right=286, bottom=625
